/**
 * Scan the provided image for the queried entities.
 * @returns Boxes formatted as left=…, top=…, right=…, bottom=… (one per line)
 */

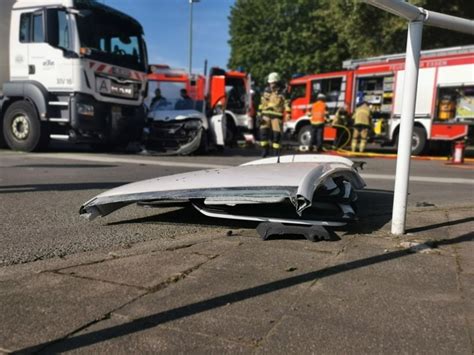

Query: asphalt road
left=1, top=146, right=473, bottom=266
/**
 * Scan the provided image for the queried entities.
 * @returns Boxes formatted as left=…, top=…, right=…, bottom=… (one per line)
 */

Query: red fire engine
left=147, top=65, right=206, bottom=107
left=285, top=45, right=474, bottom=155
left=146, top=65, right=254, bottom=144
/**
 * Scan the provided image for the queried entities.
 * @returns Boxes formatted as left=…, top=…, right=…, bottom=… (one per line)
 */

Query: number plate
left=96, top=78, right=135, bottom=98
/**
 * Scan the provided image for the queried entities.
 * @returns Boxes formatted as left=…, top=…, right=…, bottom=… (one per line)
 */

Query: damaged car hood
left=148, top=109, right=205, bottom=122
left=80, top=155, right=365, bottom=225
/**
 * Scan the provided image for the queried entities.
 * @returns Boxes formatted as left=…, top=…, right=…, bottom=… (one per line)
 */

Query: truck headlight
left=77, top=103, right=94, bottom=117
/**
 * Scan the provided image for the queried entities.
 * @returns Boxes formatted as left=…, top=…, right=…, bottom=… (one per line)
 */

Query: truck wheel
left=3, top=101, right=48, bottom=152
left=394, top=126, right=427, bottom=155
left=297, top=125, right=312, bottom=146
left=411, top=126, right=427, bottom=155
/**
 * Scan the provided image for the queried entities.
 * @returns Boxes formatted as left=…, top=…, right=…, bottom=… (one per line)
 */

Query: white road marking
left=8, top=152, right=473, bottom=185
left=361, top=173, right=473, bottom=185
left=32, top=153, right=231, bottom=169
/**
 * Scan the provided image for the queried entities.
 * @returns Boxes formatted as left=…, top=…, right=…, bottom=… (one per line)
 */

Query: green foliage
left=228, top=0, right=473, bottom=86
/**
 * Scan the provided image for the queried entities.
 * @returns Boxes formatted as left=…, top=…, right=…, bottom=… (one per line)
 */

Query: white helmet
left=317, top=93, right=326, bottom=100
left=268, top=72, right=280, bottom=83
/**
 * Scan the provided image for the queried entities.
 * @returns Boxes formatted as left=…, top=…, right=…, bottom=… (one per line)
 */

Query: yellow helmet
left=267, top=72, right=280, bottom=83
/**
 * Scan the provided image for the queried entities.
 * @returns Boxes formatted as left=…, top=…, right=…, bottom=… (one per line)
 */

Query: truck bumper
left=70, top=94, right=145, bottom=143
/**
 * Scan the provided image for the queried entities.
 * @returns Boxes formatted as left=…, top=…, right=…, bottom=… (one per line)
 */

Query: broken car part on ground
left=80, top=155, right=366, bottom=240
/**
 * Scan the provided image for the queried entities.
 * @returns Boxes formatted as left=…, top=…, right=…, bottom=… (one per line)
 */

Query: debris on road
left=80, top=155, right=366, bottom=238
left=399, top=241, right=439, bottom=254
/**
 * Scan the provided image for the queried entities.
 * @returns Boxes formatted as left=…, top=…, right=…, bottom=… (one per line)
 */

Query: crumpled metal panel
left=80, top=155, right=365, bottom=223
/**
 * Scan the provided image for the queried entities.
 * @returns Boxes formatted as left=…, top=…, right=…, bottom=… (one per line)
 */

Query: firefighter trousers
left=311, top=123, right=324, bottom=152
left=352, top=125, right=370, bottom=152
left=260, top=116, right=283, bottom=152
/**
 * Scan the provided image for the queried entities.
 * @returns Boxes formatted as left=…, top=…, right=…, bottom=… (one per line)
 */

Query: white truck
left=0, top=0, right=148, bottom=151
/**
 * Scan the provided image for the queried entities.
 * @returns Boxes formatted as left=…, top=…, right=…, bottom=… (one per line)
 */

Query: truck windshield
left=76, top=8, right=147, bottom=72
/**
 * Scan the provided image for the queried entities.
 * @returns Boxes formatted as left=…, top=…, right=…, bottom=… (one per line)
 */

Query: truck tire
left=411, top=126, right=427, bottom=155
left=3, top=100, right=49, bottom=152
left=297, top=125, right=312, bottom=146
left=395, top=126, right=427, bottom=155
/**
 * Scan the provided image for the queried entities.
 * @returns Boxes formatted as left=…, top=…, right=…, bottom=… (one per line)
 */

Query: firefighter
left=332, top=103, right=350, bottom=149
left=309, top=93, right=327, bottom=152
left=258, top=72, right=290, bottom=157
left=351, top=100, right=372, bottom=152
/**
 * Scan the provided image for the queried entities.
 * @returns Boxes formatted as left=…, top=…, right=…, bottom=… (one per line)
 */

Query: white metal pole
left=188, top=1, right=194, bottom=74
left=391, top=20, right=423, bottom=235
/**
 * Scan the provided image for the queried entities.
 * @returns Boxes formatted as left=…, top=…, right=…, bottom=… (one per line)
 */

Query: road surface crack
left=36, top=253, right=221, bottom=353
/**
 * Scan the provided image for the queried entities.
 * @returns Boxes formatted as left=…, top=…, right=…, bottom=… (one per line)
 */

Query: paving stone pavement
left=0, top=206, right=472, bottom=354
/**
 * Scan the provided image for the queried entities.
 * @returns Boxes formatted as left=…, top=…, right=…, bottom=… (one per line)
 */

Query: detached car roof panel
left=80, top=155, right=366, bottom=222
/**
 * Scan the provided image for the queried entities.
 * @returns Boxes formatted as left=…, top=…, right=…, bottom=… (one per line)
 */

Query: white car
left=143, top=100, right=225, bottom=155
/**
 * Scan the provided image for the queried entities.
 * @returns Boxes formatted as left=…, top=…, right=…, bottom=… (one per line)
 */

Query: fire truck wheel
left=395, top=126, right=427, bottom=155
left=411, top=126, right=427, bottom=155
left=297, top=125, right=313, bottom=147
left=3, top=100, right=49, bottom=152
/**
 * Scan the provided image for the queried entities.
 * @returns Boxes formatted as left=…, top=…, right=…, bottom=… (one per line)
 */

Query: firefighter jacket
left=353, top=103, right=372, bottom=126
left=310, top=100, right=326, bottom=125
left=259, top=86, right=290, bottom=119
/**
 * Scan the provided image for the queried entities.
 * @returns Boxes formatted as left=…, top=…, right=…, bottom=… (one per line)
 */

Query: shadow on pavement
left=0, top=182, right=127, bottom=194
left=406, top=216, right=474, bottom=234
left=342, top=189, right=394, bottom=235
left=23, top=232, right=473, bottom=354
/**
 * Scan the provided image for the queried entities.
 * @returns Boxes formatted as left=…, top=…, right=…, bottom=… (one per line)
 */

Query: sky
left=105, top=0, right=234, bottom=74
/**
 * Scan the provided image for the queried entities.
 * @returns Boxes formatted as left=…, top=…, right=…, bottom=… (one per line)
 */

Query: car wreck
left=143, top=102, right=225, bottom=155
left=80, top=155, right=366, bottom=239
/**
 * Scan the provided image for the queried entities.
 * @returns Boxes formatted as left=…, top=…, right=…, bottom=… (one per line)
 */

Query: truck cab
left=0, top=0, right=148, bottom=151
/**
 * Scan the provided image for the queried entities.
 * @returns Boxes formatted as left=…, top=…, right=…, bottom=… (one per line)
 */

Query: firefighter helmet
left=317, top=93, right=326, bottom=100
left=268, top=72, right=281, bottom=83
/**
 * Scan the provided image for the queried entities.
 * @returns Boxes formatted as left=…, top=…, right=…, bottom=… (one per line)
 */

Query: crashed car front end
left=144, top=109, right=208, bottom=155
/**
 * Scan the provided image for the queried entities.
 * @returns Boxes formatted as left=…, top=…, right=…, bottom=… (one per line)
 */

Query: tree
left=228, top=0, right=473, bottom=87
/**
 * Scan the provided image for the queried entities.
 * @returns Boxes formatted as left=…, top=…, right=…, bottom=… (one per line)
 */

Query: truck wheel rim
left=300, top=131, right=311, bottom=145
left=11, top=115, right=30, bottom=140
left=412, top=135, right=420, bottom=150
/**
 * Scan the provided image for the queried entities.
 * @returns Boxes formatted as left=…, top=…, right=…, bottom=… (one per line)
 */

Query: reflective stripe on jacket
left=260, top=88, right=286, bottom=118
left=311, top=100, right=326, bottom=125
left=353, top=104, right=371, bottom=126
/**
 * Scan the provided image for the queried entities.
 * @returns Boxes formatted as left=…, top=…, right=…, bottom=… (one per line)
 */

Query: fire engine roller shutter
left=393, top=68, right=436, bottom=117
